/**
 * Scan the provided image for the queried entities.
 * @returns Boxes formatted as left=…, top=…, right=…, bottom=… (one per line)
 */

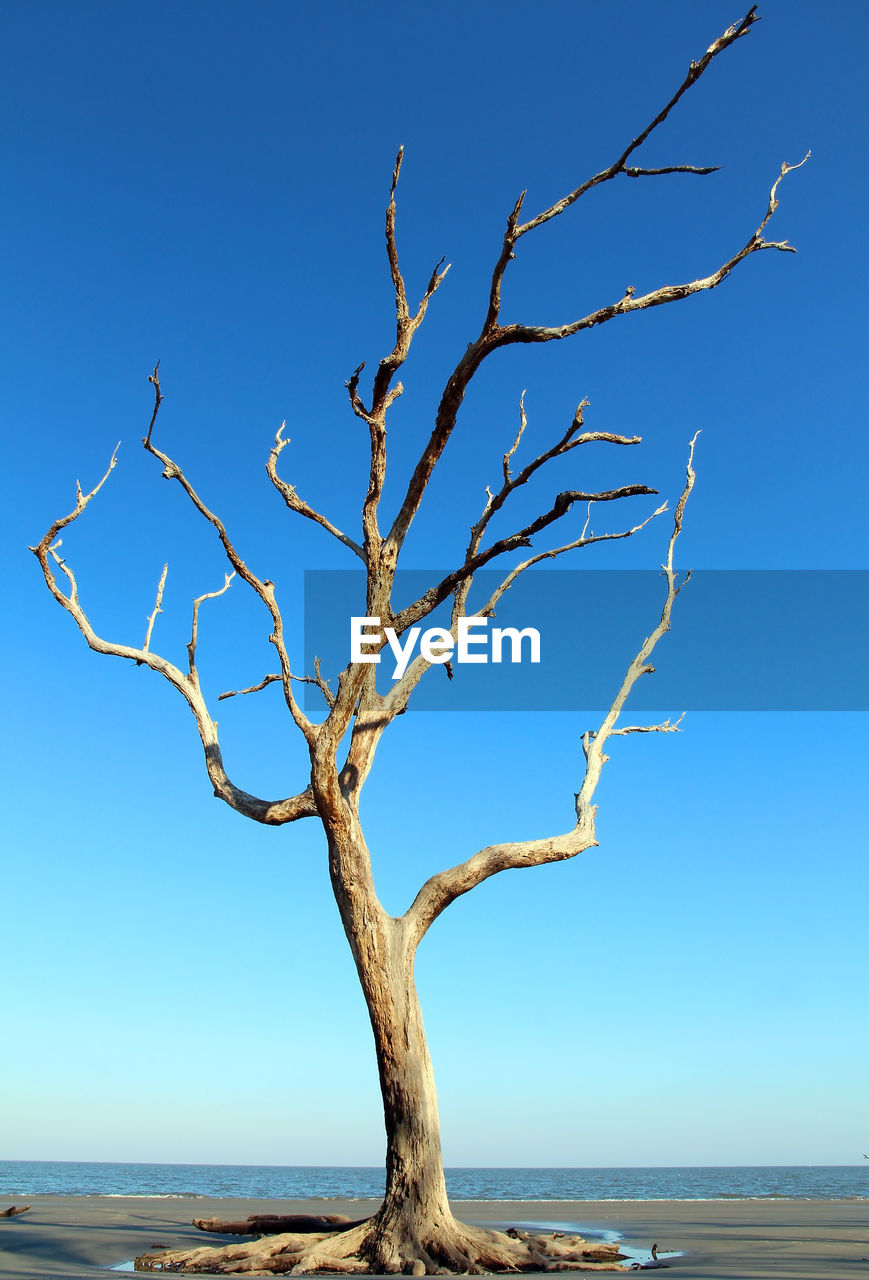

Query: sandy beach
left=1, top=1196, right=867, bottom=1279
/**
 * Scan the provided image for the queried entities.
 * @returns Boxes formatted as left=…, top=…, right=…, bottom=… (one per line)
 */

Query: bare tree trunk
left=325, top=813, right=458, bottom=1271
left=357, top=921, right=455, bottom=1269
left=135, top=847, right=628, bottom=1273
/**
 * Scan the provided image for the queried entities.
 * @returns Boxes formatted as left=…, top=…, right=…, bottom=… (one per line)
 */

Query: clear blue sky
left=2, top=0, right=867, bottom=1168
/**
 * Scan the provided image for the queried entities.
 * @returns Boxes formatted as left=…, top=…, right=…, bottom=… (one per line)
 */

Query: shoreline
left=15, top=1193, right=865, bottom=1203
left=1, top=1195, right=867, bottom=1278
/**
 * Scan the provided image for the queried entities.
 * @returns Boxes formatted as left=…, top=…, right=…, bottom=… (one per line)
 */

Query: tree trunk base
left=134, top=1214, right=629, bottom=1273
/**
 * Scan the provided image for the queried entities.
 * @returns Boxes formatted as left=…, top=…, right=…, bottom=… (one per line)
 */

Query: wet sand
left=0, top=1195, right=866, bottom=1278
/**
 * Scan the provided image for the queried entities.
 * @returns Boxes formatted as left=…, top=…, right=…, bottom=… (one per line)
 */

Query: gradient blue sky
left=2, top=0, right=867, bottom=1169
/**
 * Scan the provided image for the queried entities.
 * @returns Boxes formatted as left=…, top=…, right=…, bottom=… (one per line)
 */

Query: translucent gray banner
left=303, top=570, right=869, bottom=711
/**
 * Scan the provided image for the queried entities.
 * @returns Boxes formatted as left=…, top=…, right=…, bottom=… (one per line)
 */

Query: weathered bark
left=352, top=915, right=456, bottom=1271
left=316, top=778, right=461, bottom=1271
left=136, top=815, right=631, bottom=1272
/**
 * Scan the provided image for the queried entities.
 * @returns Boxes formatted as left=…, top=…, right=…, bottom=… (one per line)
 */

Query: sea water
left=1, top=1161, right=866, bottom=1200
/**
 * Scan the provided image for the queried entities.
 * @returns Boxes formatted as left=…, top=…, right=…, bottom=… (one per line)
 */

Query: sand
left=0, top=1196, right=866, bottom=1279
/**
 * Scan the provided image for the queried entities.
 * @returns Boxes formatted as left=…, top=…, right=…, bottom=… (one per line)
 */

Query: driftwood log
left=0, top=1206, right=31, bottom=1218
left=193, top=1213, right=368, bottom=1236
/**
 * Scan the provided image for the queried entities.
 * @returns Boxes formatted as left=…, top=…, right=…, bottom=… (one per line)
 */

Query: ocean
left=1, top=1162, right=865, bottom=1201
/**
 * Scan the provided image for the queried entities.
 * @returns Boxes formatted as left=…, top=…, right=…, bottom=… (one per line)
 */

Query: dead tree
left=32, top=8, right=803, bottom=1274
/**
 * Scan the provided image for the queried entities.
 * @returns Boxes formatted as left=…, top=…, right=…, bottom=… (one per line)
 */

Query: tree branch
left=380, top=498, right=668, bottom=727
left=449, top=396, right=642, bottom=621
left=30, top=458, right=318, bottom=826
left=382, top=9, right=778, bottom=563
left=219, top=659, right=335, bottom=710
left=374, top=395, right=661, bottom=719
left=576, top=435, right=700, bottom=820
left=188, top=572, right=235, bottom=683
left=624, top=164, right=719, bottom=178
left=406, top=827, right=598, bottom=952
left=143, top=562, right=168, bottom=654
left=144, top=361, right=163, bottom=443
left=141, top=378, right=315, bottom=745
left=267, top=422, right=365, bottom=560
left=308, top=656, right=337, bottom=709
left=598, top=714, right=685, bottom=736
left=219, top=673, right=282, bottom=701
left=368, top=148, right=452, bottom=420
left=495, top=154, right=809, bottom=349
left=513, top=8, right=758, bottom=240
left=403, top=436, right=700, bottom=944
left=502, top=390, right=527, bottom=484
left=474, top=499, right=669, bottom=620
left=347, top=149, right=450, bottom=573
left=385, top=146, right=410, bottom=327
left=393, top=481, right=657, bottom=633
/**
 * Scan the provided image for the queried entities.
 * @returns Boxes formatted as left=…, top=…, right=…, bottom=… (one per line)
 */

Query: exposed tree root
left=135, top=1217, right=628, bottom=1274
left=193, top=1216, right=367, bottom=1237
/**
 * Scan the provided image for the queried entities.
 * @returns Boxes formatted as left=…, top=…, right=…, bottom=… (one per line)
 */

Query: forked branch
left=497, top=153, right=809, bottom=349
left=577, top=432, right=700, bottom=814
left=479, top=396, right=643, bottom=552
left=142, top=370, right=315, bottom=743
left=393, top=479, right=657, bottom=632
left=509, top=8, right=758, bottom=246
left=384, top=9, right=803, bottom=563
left=267, top=423, right=365, bottom=560
left=382, top=491, right=668, bottom=727
left=220, top=658, right=335, bottom=710
left=347, top=148, right=451, bottom=566
left=30, top=455, right=318, bottom=826
left=368, top=147, right=452, bottom=418
left=404, top=436, right=700, bottom=946
left=474, top=498, right=669, bottom=621
left=450, top=394, right=643, bottom=619
left=188, top=572, right=235, bottom=682
left=374, top=395, right=667, bottom=731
